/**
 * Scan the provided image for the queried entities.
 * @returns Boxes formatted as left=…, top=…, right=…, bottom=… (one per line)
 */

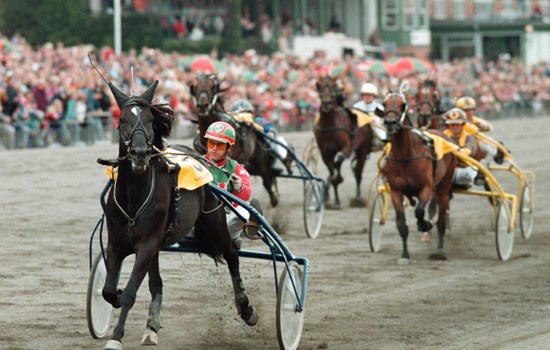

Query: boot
left=243, top=199, right=264, bottom=239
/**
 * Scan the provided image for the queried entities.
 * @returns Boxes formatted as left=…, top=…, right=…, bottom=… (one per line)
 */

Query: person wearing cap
left=443, top=108, right=485, bottom=188
left=230, top=99, right=293, bottom=173
left=203, top=121, right=262, bottom=249
left=456, top=96, right=493, bottom=133
left=456, top=96, right=502, bottom=164
left=353, top=82, right=388, bottom=145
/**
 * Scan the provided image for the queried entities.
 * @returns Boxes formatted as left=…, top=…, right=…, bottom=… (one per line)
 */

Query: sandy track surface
left=1, top=116, right=548, bottom=350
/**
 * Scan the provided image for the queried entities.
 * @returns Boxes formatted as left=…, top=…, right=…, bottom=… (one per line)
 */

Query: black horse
left=190, top=74, right=279, bottom=207
left=100, top=80, right=257, bottom=350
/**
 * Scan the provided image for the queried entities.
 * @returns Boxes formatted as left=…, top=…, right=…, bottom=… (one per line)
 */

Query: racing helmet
left=231, top=99, right=254, bottom=114
left=444, top=108, right=467, bottom=125
left=205, top=121, right=236, bottom=145
left=360, top=83, right=378, bottom=96
left=456, top=96, right=476, bottom=110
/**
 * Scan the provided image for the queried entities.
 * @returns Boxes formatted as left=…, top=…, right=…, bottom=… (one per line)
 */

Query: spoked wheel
left=87, top=253, right=114, bottom=339
left=495, top=201, right=514, bottom=261
left=276, top=261, right=305, bottom=350
left=302, top=138, right=320, bottom=174
left=519, top=182, right=534, bottom=240
left=369, top=192, right=386, bottom=252
left=303, top=180, right=324, bottom=238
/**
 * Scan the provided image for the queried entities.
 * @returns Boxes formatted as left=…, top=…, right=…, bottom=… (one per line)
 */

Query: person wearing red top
left=203, top=121, right=261, bottom=249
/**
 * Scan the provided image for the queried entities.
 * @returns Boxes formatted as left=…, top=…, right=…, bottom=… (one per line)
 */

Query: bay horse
left=415, top=78, right=444, bottom=130
left=379, top=82, right=457, bottom=262
left=190, top=74, right=278, bottom=207
left=314, top=75, right=374, bottom=209
left=101, top=80, right=257, bottom=350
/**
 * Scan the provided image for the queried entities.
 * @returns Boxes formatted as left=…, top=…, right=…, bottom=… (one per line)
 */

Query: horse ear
left=108, top=82, right=129, bottom=108
left=141, top=80, right=159, bottom=104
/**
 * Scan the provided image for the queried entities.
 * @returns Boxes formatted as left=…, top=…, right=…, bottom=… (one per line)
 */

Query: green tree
left=219, top=0, right=243, bottom=54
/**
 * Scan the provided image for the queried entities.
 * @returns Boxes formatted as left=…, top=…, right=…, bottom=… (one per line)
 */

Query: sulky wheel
left=369, top=192, right=386, bottom=252
left=276, top=261, right=305, bottom=350
left=519, top=182, right=534, bottom=240
left=495, top=201, right=514, bottom=261
left=87, top=253, right=114, bottom=339
left=303, top=180, right=324, bottom=238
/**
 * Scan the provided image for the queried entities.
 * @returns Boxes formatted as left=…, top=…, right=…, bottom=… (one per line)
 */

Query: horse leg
left=429, top=191, right=451, bottom=261
left=224, top=248, right=258, bottom=326
left=141, top=253, right=162, bottom=346
left=262, top=171, right=279, bottom=207
left=103, top=245, right=127, bottom=309
left=350, top=151, right=368, bottom=208
left=391, top=192, right=410, bottom=263
left=106, top=247, right=156, bottom=350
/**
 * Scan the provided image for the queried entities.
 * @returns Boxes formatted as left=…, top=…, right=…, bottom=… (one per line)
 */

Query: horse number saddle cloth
left=382, top=131, right=459, bottom=160
left=314, top=109, right=375, bottom=128
left=104, top=148, right=213, bottom=190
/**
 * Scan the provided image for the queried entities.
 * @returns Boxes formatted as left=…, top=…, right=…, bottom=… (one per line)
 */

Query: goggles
left=207, top=139, right=228, bottom=150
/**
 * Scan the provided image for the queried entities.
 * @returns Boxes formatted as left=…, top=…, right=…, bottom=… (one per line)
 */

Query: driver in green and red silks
left=204, top=121, right=253, bottom=248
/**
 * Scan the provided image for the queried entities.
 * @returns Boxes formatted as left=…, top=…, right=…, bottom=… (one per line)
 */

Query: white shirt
left=353, top=100, right=382, bottom=114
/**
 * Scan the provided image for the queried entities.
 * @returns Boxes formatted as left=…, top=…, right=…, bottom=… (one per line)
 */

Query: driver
left=230, top=99, right=293, bottom=173
left=443, top=108, right=485, bottom=189
left=353, top=82, right=388, bottom=147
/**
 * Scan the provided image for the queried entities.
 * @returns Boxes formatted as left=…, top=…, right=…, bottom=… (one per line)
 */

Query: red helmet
left=205, top=121, right=236, bottom=145
left=191, top=57, right=216, bottom=73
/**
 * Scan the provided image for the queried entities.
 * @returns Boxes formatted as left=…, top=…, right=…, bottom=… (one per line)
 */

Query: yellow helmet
left=456, top=96, right=476, bottom=110
left=444, top=108, right=467, bottom=125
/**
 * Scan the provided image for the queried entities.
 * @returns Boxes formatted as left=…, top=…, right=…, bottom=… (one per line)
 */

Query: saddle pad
left=163, top=148, right=213, bottom=190
left=314, top=110, right=374, bottom=129
left=104, top=149, right=213, bottom=190
left=383, top=132, right=458, bottom=160
left=351, top=109, right=376, bottom=128
left=423, top=131, right=459, bottom=160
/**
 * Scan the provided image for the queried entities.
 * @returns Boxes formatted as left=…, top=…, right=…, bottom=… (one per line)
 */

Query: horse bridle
left=416, top=87, right=438, bottom=127
left=193, top=74, right=219, bottom=116
left=318, top=81, right=337, bottom=112
left=119, top=101, right=155, bottom=159
left=383, top=93, right=409, bottom=132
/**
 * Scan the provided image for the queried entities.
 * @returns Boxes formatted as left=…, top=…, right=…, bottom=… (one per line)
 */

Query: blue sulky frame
left=88, top=181, right=309, bottom=315
left=261, top=132, right=326, bottom=239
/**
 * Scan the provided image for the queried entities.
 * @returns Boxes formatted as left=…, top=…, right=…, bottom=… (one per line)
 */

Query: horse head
left=380, top=90, right=409, bottom=136
left=190, top=74, right=229, bottom=116
left=415, top=79, right=440, bottom=128
left=316, top=75, right=338, bottom=113
left=109, top=80, right=173, bottom=174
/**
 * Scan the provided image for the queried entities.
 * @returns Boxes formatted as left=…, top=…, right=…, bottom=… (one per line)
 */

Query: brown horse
left=190, top=74, right=278, bottom=207
left=415, top=78, right=444, bottom=130
left=379, top=84, right=457, bottom=262
left=314, top=75, right=374, bottom=209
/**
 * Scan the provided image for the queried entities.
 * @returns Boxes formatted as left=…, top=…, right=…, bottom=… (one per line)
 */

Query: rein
left=113, top=162, right=156, bottom=227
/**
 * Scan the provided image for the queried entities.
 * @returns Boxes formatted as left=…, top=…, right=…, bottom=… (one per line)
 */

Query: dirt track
left=1, top=116, right=549, bottom=350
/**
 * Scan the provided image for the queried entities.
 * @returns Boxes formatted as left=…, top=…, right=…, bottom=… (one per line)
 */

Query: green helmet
left=205, top=121, right=236, bottom=145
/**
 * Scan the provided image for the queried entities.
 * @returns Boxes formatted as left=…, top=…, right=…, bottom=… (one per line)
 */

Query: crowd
left=2, top=32, right=550, bottom=151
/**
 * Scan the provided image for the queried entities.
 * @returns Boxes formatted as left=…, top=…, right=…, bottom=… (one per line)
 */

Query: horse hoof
left=141, top=328, right=158, bottom=345
left=104, top=340, right=123, bottom=350
left=242, top=306, right=259, bottom=326
left=349, top=197, right=367, bottom=208
left=429, top=252, right=448, bottom=261
left=398, top=258, right=410, bottom=265
left=420, top=232, right=431, bottom=242
left=325, top=203, right=342, bottom=210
